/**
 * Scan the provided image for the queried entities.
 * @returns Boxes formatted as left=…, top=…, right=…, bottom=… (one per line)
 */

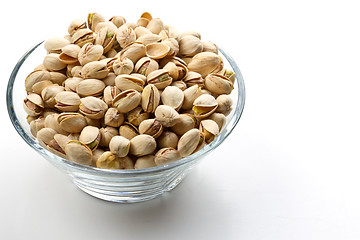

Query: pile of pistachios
left=23, top=12, right=236, bottom=169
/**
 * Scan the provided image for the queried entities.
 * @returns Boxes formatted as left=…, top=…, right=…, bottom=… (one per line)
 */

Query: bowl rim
left=6, top=41, right=246, bottom=175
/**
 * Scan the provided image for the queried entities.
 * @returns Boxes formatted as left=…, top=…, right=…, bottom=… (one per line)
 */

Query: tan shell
left=146, top=18, right=165, bottom=34
left=192, top=94, right=218, bottom=119
left=79, top=96, right=108, bottom=119
left=178, top=35, right=203, bottom=57
left=171, top=114, right=197, bottom=136
left=161, top=86, right=184, bottom=111
left=129, top=134, right=157, bottom=157
left=68, top=19, right=87, bottom=36
left=41, top=85, right=65, bottom=108
left=30, top=117, right=45, bottom=137
left=138, top=119, right=163, bottom=138
left=44, top=113, right=68, bottom=135
left=137, top=33, right=162, bottom=46
left=216, top=94, right=233, bottom=116
left=59, top=44, right=81, bottom=64
left=183, top=71, right=204, bottom=87
left=79, top=126, right=100, bottom=150
left=199, top=119, right=219, bottom=143
left=109, top=16, right=126, bottom=28
left=119, top=122, right=139, bottom=140
left=92, top=148, right=105, bottom=166
left=103, top=73, right=117, bottom=86
left=31, top=80, right=53, bottom=95
left=134, top=57, right=159, bottom=76
left=71, top=29, right=95, bottom=47
left=160, top=57, right=188, bottom=80
left=157, top=131, right=179, bottom=149
left=95, top=27, right=116, bottom=53
left=188, top=52, right=223, bottom=78
left=43, top=53, right=67, bottom=71
left=57, top=113, right=87, bottom=133
left=182, top=85, right=202, bottom=110
left=119, top=42, right=146, bottom=64
left=85, top=116, right=101, bottom=128
left=44, top=37, right=70, bottom=53
left=37, top=128, right=57, bottom=148
left=96, top=151, right=134, bottom=169
left=23, top=93, right=44, bottom=116
left=49, top=72, right=67, bottom=85
left=104, top=108, right=125, bottom=127
left=146, top=69, right=173, bottom=90
left=54, top=91, right=81, bottom=112
left=204, top=73, right=234, bottom=95
left=113, top=57, right=134, bottom=75
left=134, top=26, right=152, bottom=38
left=87, top=13, right=105, bottom=32
left=78, top=43, right=103, bottom=66
left=94, top=22, right=117, bottom=34
left=115, top=74, right=145, bottom=92
left=76, top=79, right=106, bottom=97
left=103, top=85, right=121, bottom=106
left=177, top=128, right=205, bottom=157
left=162, top=38, right=179, bottom=56
left=171, top=80, right=187, bottom=91
left=134, top=155, right=157, bottom=169
left=116, top=25, right=136, bottom=48
left=145, top=42, right=170, bottom=60
left=99, top=126, right=118, bottom=147
left=179, top=31, right=201, bottom=40
left=126, top=107, right=150, bottom=126
left=81, top=61, right=109, bottom=79
left=208, top=113, right=226, bottom=131
left=25, top=70, right=51, bottom=92
left=109, top=136, right=130, bottom=158
left=112, top=89, right=141, bottom=113
left=154, top=105, right=180, bottom=127
left=65, top=141, right=93, bottom=166
left=64, top=77, right=83, bottom=92
left=154, top=147, right=181, bottom=166
left=202, top=42, right=218, bottom=54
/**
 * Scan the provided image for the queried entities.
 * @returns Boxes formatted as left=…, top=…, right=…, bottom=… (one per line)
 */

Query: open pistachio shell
left=76, top=79, right=106, bottom=97
left=183, top=71, right=204, bottom=88
left=31, top=80, right=53, bottom=95
left=145, top=42, right=170, bottom=60
left=23, top=93, right=44, bottom=116
left=162, top=38, right=179, bottom=56
left=216, top=94, right=233, bottom=116
left=134, top=57, right=159, bottom=76
left=95, top=27, right=116, bottom=53
left=53, top=134, right=71, bottom=153
left=154, top=147, right=181, bottom=166
left=138, top=119, right=163, bottom=138
left=109, top=136, right=130, bottom=158
left=115, top=74, right=145, bottom=92
left=25, top=70, right=51, bottom=92
left=129, top=134, right=157, bottom=157
left=68, top=19, right=87, bottom=36
left=79, top=96, right=108, bottom=119
left=59, top=44, right=81, bottom=64
left=45, top=113, right=69, bottom=135
left=199, top=119, right=219, bottom=143
left=65, top=140, right=93, bottom=166
left=30, top=117, right=45, bottom=137
left=154, top=105, right=180, bottom=127
left=79, top=126, right=101, bottom=151
left=64, top=77, right=83, bottom=92
left=78, top=43, right=104, bottom=66
left=160, top=57, right=188, bottom=80
left=179, top=31, right=201, bottom=40
left=134, top=26, right=152, bottom=38
left=99, top=126, right=118, bottom=147
left=112, top=89, right=141, bottom=113
left=57, top=112, right=87, bottom=133
left=119, top=122, right=139, bottom=140
left=41, top=85, right=65, bottom=108
left=188, top=52, right=223, bottom=78
left=96, top=151, right=134, bottom=169
left=137, top=33, right=162, bottom=46
left=71, top=29, right=95, bottom=47
left=37, top=127, right=57, bottom=148
left=54, top=91, right=81, bottom=112
left=119, top=42, right=146, bottom=64
left=161, top=86, right=184, bottom=111
left=87, top=13, right=105, bottom=32
left=146, top=69, right=173, bottom=90
left=204, top=73, right=234, bottom=95
left=103, top=86, right=121, bottom=106
left=182, top=85, right=202, bottom=110
left=104, top=108, right=125, bottom=127
left=126, top=107, right=150, bottom=126
left=177, top=128, right=204, bottom=157
left=208, top=113, right=226, bottom=131
left=134, top=155, right=157, bottom=169
left=192, top=94, right=218, bottom=119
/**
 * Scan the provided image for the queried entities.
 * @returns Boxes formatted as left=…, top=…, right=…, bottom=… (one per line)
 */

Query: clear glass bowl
left=6, top=41, right=245, bottom=203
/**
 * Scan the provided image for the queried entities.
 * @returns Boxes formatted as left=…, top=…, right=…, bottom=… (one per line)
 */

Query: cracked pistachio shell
left=43, top=53, right=66, bottom=71
left=188, top=52, right=223, bottom=78
left=87, top=13, right=105, bottom=31
left=179, top=35, right=203, bottom=57
left=78, top=43, right=104, bottom=66
left=103, top=86, right=120, bottom=106
left=154, top=147, right=181, bottom=166
left=96, top=151, right=134, bottom=169
left=30, top=117, right=45, bottom=137
left=37, top=127, right=57, bottom=148
left=141, top=84, right=160, bottom=113
left=44, top=113, right=68, bottom=135
left=162, top=38, right=179, bottom=56
left=182, top=84, right=202, bottom=110
left=216, top=94, right=233, bottom=116
left=68, top=19, right=87, bottom=36
left=192, top=94, right=218, bottom=119
left=155, top=105, right=180, bottom=127
left=134, top=155, right=157, bottom=169
left=70, top=65, right=83, bottom=78
left=103, top=72, right=117, bottom=86
left=109, top=136, right=130, bottom=157
left=115, top=74, right=144, bottom=92
left=119, top=42, right=146, bottom=64
left=54, top=91, right=81, bottom=112
left=81, top=61, right=109, bottom=79
left=92, top=148, right=104, bottom=166
left=119, top=122, right=139, bottom=140
left=138, top=119, right=163, bottom=138
left=161, top=86, right=184, bottom=111
left=64, top=77, right=83, bottom=92
left=53, top=134, right=71, bottom=152
left=59, top=44, right=80, bottom=64
left=113, top=89, right=141, bottom=113
left=76, top=79, right=105, bottom=97
left=204, top=73, right=234, bottom=95
left=57, top=112, right=87, bottom=133
left=109, top=16, right=126, bottom=28
left=71, top=29, right=95, bottom=47
left=79, top=96, right=108, bottom=119
left=116, top=25, right=136, bottom=48
left=165, top=25, right=181, bottom=40
left=160, top=57, right=188, bottom=80
left=49, top=72, right=67, bottom=85
left=94, top=21, right=117, bottom=34
left=95, top=27, right=116, bottom=53
left=183, top=71, right=204, bottom=88
left=23, top=93, right=44, bottom=116
left=134, top=57, right=159, bottom=76
left=145, top=42, right=170, bottom=59
left=134, top=26, right=152, bottom=38
left=171, top=114, right=197, bottom=136
left=113, top=57, right=134, bottom=75
left=67, top=133, right=80, bottom=141
left=177, top=128, right=205, bottom=157
left=27, top=115, right=39, bottom=124
left=208, top=113, right=226, bottom=131
left=79, top=126, right=100, bottom=150
left=171, top=80, right=187, bottom=91
left=47, top=134, right=69, bottom=158
left=44, top=37, right=70, bottom=53
left=199, top=119, right=219, bottom=144
left=104, top=108, right=124, bottom=127
left=41, top=85, right=65, bottom=107
left=131, top=73, right=147, bottom=82
left=146, top=18, right=165, bottom=34
left=221, top=69, right=236, bottom=83
left=32, top=80, right=53, bottom=95
left=137, top=17, right=150, bottom=28
left=202, top=42, right=218, bottom=54
left=179, top=31, right=201, bottom=40
left=102, top=57, right=117, bottom=72
left=99, top=126, right=118, bottom=147
left=147, top=69, right=173, bottom=90
left=126, top=107, right=150, bottom=126
left=25, top=70, right=51, bottom=92
left=157, top=131, right=179, bottom=149
left=137, top=34, right=161, bottom=46
left=65, top=140, right=93, bottom=166
left=129, top=134, right=157, bottom=157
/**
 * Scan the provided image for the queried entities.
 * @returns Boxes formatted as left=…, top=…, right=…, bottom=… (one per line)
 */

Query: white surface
left=1, top=0, right=360, bottom=239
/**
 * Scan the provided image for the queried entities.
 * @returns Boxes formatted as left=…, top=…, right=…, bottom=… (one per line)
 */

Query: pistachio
left=177, top=128, right=205, bottom=157
left=64, top=77, right=83, bottom=92
left=47, top=134, right=69, bottom=158
left=59, top=44, right=80, bottom=64
left=157, top=131, right=179, bottom=149
left=45, top=113, right=69, bottom=135
left=37, top=128, right=57, bottom=148
left=103, top=72, right=117, bottom=86
left=43, top=53, right=67, bottom=71
left=57, top=112, right=87, bottom=133
left=81, top=61, right=109, bottom=79
left=92, top=148, right=105, bottom=166
left=103, top=86, right=121, bottom=106
left=71, top=29, right=95, bottom=47
left=134, top=57, right=159, bottom=76
left=188, top=52, right=223, bottom=77
left=70, top=65, right=83, bottom=78
left=76, top=79, right=106, bottom=97
left=154, top=147, right=181, bottom=166
left=161, top=86, right=184, bottom=111
left=137, top=33, right=162, bottom=46
left=78, top=126, right=100, bottom=151
left=99, top=126, right=118, bottom=147
left=119, top=122, right=139, bottom=140
left=113, top=57, right=134, bottom=75
left=25, top=70, right=51, bottom=93
left=129, top=134, right=157, bottom=157
left=146, top=69, right=172, bottom=90
left=208, top=113, right=226, bottom=131
left=94, top=22, right=117, bottom=34
left=109, top=16, right=126, bottom=28
left=85, top=116, right=101, bottom=128
left=78, top=43, right=104, bottom=66
left=41, top=85, right=65, bottom=108
left=179, top=30, right=201, bottom=40
left=171, top=80, right=187, bottom=91
left=171, top=114, right=197, bottom=136
left=155, top=105, right=180, bottom=127
left=134, top=155, right=157, bottom=169
left=104, top=107, right=124, bottom=127
left=204, top=73, right=234, bottom=95
left=202, top=42, right=218, bottom=54
left=134, top=26, right=152, bottom=38
left=95, top=27, right=116, bottom=53
left=68, top=19, right=87, bottom=36
left=49, top=72, right=67, bottom=85
left=222, top=69, right=236, bottom=83
left=109, top=136, right=130, bottom=158
left=87, top=13, right=105, bottom=31
left=216, top=94, right=233, bottom=116
left=30, top=80, right=52, bottom=95
left=126, top=107, right=150, bottom=126
left=96, top=151, right=134, bottom=169
left=23, top=93, right=44, bottom=116
left=162, top=38, right=179, bottom=56
left=44, top=37, right=70, bottom=54
left=192, top=94, right=218, bottom=119
left=79, top=96, right=108, bottom=120
left=146, top=18, right=165, bottom=34
left=115, top=74, right=144, bottom=92
left=182, top=84, right=202, bottom=110
left=138, top=119, right=163, bottom=138
left=116, top=25, right=136, bottom=48
left=65, top=140, right=93, bottom=166
left=179, top=35, right=203, bottom=57
left=160, top=57, right=188, bottom=80
left=119, top=42, right=146, bottom=64
left=30, top=117, right=45, bottom=137
left=112, top=89, right=141, bottom=113
left=183, top=71, right=204, bottom=88
left=54, top=91, right=81, bottom=112
left=199, top=119, right=219, bottom=143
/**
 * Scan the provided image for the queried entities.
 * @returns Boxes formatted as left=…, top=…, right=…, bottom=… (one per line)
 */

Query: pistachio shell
left=64, top=77, right=83, bottom=92
left=53, top=134, right=71, bottom=153
left=154, top=105, right=180, bottom=127
left=54, top=91, right=81, bottom=112
left=162, top=38, right=179, bottom=56
left=202, top=42, right=218, bottom=54
left=178, top=35, right=203, bottom=57
left=192, top=94, right=218, bottom=119
left=183, top=71, right=204, bottom=87
left=87, top=13, right=105, bottom=32
left=146, top=18, right=165, bottom=34
left=76, top=79, right=106, bottom=97
left=71, top=29, right=95, bottom=47
left=126, top=107, right=150, bottom=126
left=208, top=113, right=226, bottom=131
left=161, top=86, right=184, bottom=111
left=92, top=148, right=105, bottom=166
left=171, top=114, right=197, bottom=136
left=109, top=136, right=130, bottom=157
left=41, top=85, right=65, bottom=108
left=79, top=96, right=108, bottom=119
left=204, top=73, right=234, bottom=95
left=134, top=57, right=159, bottom=76
left=188, top=52, right=223, bottom=78
left=58, top=113, right=87, bottom=133
left=112, top=89, right=141, bottom=113
left=137, top=34, right=162, bottom=46
left=129, top=134, right=157, bottom=157
left=171, top=80, right=187, bottom=91
left=23, top=93, right=44, bottom=116
left=95, top=27, right=116, bottom=53
left=65, top=140, right=93, bottom=166
left=99, top=126, right=118, bottom=147
left=104, top=108, right=125, bottom=127
left=44, top=113, right=69, bottom=135
left=145, top=42, right=170, bottom=59
left=216, top=94, right=233, bottom=116
left=81, top=61, right=109, bottom=79
left=49, top=72, right=67, bottom=85
left=43, top=53, right=67, bottom=71
left=79, top=126, right=100, bottom=150
left=116, top=25, right=136, bottom=48
left=44, top=37, right=70, bottom=53
left=96, top=151, right=134, bottom=169
left=177, top=128, right=204, bottom=157
left=119, top=42, right=146, bottom=64
left=157, top=131, right=179, bottom=149
left=109, top=16, right=126, bottom=28
left=134, top=26, right=152, bottom=38
left=94, top=22, right=118, bottom=34
left=103, top=86, right=121, bottom=106
left=146, top=69, right=173, bottom=90
left=199, top=119, right=219, bottom=143
left=30, top=117, right=45, bottom=137
left=115, top=74, right=145, bottom=92
left=25, top=70, right=51, bottom=92
left=37, top=127, right=57, bottom=148
left=179, top=31, right=201, bottom=40
left=113, top=57, right=134, bottom=75
left=182, top=85, right=202, bottom=110
left=154, top=147, right=181, bottom=166
left=134, top=155, right=157, bottom=169
left=59, top=44, right=81, bottom=64
left=160, top=57, right=188, bottom=80
left=68, top=19, right=87, bottom=36
left=138, top=119, right=163, bottom=138
left=78, top=43, right=104, bottom=66
left=119, top=122, right=139, bottom=140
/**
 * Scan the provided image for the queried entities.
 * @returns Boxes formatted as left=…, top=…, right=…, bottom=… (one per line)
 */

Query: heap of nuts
left=23, top=12, right=236, bottom=170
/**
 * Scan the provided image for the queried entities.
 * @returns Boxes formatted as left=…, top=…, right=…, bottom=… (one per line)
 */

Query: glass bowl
left=6, top=41, right=245, bottom=203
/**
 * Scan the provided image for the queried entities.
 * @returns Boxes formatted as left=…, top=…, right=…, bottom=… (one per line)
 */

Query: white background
left=1, top=0, right=360, bottom=239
